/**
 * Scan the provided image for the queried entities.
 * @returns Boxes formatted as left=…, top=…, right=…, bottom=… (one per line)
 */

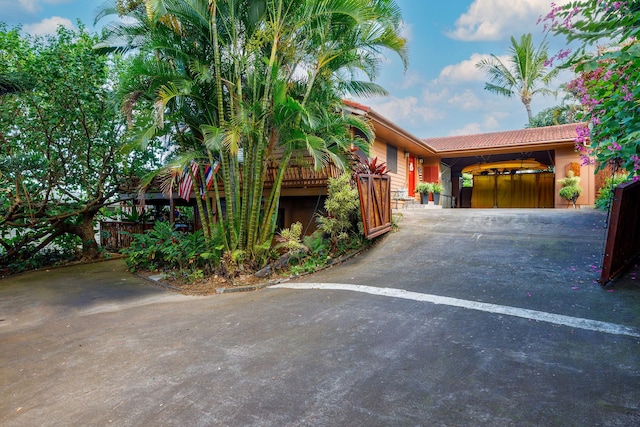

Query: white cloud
left=0, top=0, right=39, bottom=17
left=19, top=0, right=39, bottom=12
left=446, top=0, right=573, bottom=41
left=400, top=23, right=413, bottom=43
left=447, top=89, right=483, bottom=111
left=393, top=70, right=425, bottom=90
left=355, top=96, right=444, bottom=129
left=22, top=16, right=75, bottom=35
left=11, top=0, right=70, bottom=13
left=1, top=0, right=73, bottom=24
left=449, top=122, right=483, bottom=136
left=437, top=53, right=510, bottom=84
left=422, top=87, right=450, bottom=104
left=448, top=112, right=507, bottom=136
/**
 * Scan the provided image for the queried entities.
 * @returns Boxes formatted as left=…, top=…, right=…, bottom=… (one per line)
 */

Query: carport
left=447, top=152, right=555, bottom=208
left=422, top=123, right=599, bottom=208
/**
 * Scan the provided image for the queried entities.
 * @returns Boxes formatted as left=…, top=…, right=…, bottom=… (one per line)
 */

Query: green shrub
left=416, top=182, right=442, bottom=194
left=462, top=173, right=473, bottom=188
left=276, top=221, right=306, bottom=256
left=415, top=182, right=432, bottom=194
left=1, top=232, right=81, bottom=275
left=595, top=174, right=629, bottom=211
left=122, top=221, right=222, bottom=273
left=316, top=173, right=362, bottom=249
left=430, top=182, right=443, bottom=194
left=558, top=171, right=583, bottom=208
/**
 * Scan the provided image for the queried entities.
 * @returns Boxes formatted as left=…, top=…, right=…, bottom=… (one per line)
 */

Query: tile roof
left=342, top=99, right=371, bottom=113
left=422, top=123, right=584, bottom=153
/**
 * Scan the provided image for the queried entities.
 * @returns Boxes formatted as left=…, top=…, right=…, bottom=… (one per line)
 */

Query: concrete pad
left=1, top=209, right=639, bottom=426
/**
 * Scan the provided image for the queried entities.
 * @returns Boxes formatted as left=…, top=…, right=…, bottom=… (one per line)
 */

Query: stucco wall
left=555, top=146, right=596, bottom=208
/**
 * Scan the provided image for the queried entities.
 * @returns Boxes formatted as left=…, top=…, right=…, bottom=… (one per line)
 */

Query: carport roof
left=422, top=123, right=584, bottom=154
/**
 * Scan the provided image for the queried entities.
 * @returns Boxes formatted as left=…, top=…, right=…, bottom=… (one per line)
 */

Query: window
left=386, top=145, right=398, bottom=173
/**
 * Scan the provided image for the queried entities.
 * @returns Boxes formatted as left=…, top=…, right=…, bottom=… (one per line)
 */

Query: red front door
left=408, top=155, right=416, bottom=197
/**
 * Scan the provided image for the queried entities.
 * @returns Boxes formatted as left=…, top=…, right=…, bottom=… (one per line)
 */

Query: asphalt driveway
left=1, top=209, right=639, bottom=426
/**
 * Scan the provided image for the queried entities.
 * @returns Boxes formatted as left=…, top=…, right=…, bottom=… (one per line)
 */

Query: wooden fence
left=600, top=180, right=640, bottom=285
left=356, top=174, right=392, bottom=239
left=99, top=221, right=154, bottom=250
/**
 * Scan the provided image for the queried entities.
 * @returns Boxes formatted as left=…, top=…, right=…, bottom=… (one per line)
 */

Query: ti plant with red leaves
left=352, top=155, right=388, bottom=176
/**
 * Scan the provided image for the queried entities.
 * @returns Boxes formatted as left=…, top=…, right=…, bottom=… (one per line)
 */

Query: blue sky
left=2, top=0, right=574, bottom=138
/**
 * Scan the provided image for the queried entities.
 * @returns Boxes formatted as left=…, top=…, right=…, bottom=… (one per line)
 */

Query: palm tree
left=97, top=0, right=407, bottom=266
left=476, top=33, right=558, bottom=122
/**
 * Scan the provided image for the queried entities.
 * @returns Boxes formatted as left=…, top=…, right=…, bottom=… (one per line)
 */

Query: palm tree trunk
left=525, top=101, right=533, bottom=122
left=246, top=0, right=283, bottom=256
left=259, top=149, right=292, bottom=246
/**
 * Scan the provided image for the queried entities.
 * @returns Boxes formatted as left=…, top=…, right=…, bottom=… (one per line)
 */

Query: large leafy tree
left=98, top=0, right=408, bottom=267
left=0, top=26, right=34, bottom=96
left=0, top=24, right=147, bottom=264
left=543, top=1, right=640, bottom=179
left=476, top=33, right=559, bottom=122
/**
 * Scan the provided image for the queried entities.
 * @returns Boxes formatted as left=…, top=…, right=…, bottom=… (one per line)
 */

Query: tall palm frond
left=477, top=33, right=558, bottom=121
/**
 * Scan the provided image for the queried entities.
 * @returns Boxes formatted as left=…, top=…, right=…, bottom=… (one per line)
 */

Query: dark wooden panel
left=600, top=180, right=640, bottom=285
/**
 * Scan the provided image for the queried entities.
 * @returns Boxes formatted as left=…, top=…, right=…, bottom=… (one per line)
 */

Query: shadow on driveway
left=0, top=259, right=187, bottom=333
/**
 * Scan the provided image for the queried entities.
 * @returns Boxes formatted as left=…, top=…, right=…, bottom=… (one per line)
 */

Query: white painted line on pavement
left=271, top=282, right=640, bottom=338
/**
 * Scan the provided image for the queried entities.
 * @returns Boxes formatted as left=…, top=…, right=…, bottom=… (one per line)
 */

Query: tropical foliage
left=526, top=104, right=578, bottom=128
left=98, top=0, right=407, bottom=269
left=543, top=0, right=640, bottom=179
left=0, top=24, right=151, bottom=268
left=121, top=220, right=222, bottom=274
left=476, top=33, right=559, bottom=122
left=286, top=172, right=366, bottom=275
left=317, top=173, right=363, bottom=249
left=595, top=174, right=628, bottom=211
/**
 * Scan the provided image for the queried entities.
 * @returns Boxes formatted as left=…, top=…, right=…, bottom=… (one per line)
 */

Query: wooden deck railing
left=119, top=161, right=343, bottom=195
left=264, top=162, right=342, bottom=188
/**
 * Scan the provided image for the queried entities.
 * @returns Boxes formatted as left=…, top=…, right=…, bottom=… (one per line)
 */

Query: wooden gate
left=356, top=174, right=392, bottom=239
left=600, top=180, right=640, bottom=285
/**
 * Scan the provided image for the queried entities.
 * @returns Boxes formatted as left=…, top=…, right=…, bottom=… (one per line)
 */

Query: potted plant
left=558, top=171, right=583, bottom=209
left=430, top=182, right=443, bottom=205
left=415, top=182, right=433, bottom=204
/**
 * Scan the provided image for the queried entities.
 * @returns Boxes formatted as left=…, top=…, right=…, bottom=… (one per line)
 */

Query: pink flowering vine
left=544, top=0, right=640, bottom=179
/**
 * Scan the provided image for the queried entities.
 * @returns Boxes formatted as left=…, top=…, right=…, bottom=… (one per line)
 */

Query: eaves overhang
left=343, top=100, right=436, bottom=158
